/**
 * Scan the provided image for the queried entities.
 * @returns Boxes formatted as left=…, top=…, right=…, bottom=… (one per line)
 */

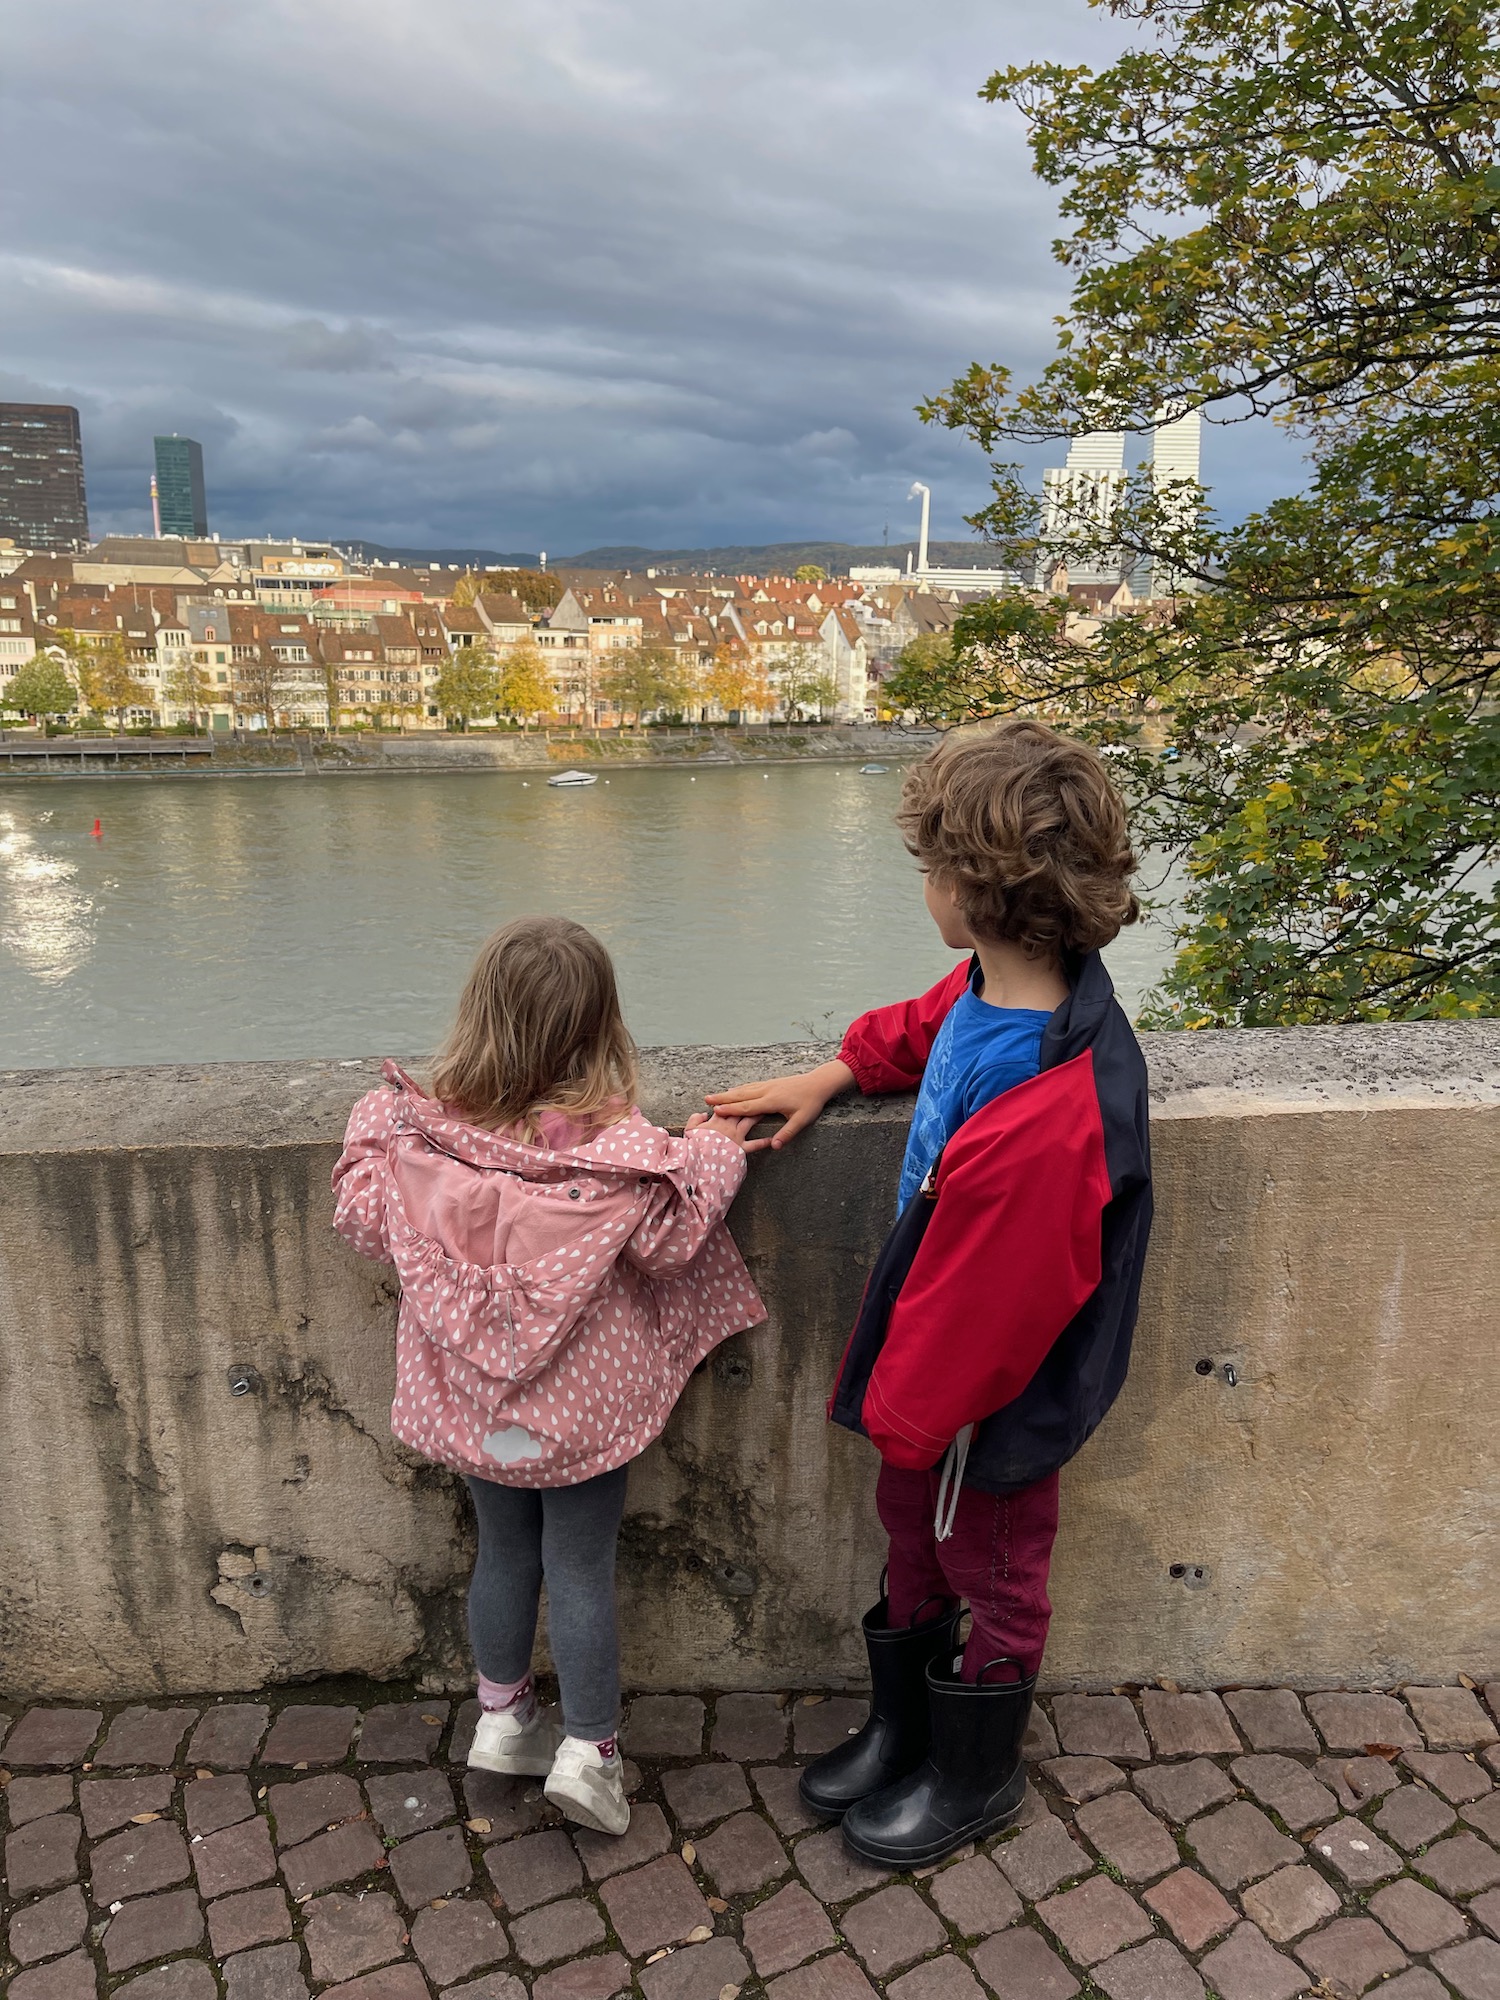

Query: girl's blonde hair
left=429, top=916, right=637, bottom=1134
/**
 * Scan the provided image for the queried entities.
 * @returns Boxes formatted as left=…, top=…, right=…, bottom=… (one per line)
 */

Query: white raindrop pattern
left=331, top=1065, right=767, bottom=1488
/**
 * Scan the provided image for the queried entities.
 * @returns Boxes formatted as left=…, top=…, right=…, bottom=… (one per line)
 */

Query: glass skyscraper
left=154, top=434, right=208, bottom=538
left=0, top=403, right=90, bottom=552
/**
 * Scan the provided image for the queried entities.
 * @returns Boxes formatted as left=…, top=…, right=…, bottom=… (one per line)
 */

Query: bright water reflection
left=0, top=766, right=1177, bottom=1069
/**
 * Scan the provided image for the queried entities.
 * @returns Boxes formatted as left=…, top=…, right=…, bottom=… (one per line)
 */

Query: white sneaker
left=467, top=1704, right=563, bottom=1779
left=544, top=1736, right=630, bottom=1836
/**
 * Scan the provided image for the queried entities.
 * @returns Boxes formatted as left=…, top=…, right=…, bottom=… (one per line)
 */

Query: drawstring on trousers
left=934, top=1423, right=974, bottom=1542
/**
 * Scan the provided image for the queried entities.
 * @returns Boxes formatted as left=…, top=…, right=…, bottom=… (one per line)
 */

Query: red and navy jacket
left=828, top=948, right=1152, bottom=1494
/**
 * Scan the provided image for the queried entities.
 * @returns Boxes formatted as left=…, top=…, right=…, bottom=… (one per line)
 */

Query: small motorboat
left=860, top=763, right=888, bottom=774
left=547, top=769, right=598, bottom=787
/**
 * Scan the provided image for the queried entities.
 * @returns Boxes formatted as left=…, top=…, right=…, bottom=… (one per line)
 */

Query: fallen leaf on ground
left=686, top=1925, right=713, bottom=1942
left=1364, top=1743, right=1402, bottom=1760
left=645, top=1950, right=671, bottom=1965
left=129, top=1813, right=161, bottom=1824
left=195, top=1769, right=213, bottom=1780
left=1158, top=1678, right=1181, bottom=1694
left=801, top=1695, right=825, bottom=1707
left=707, top=1897, right=729, bottom=1913
left=775, top=1693, right=792, bottom=1711
left=681, top=1843, right=696, bottom=1865
left=1460, top=1674, right=1478, bottom=1690
left=719, top=1987, right=741, bottom=2000
left=421, top=1715, right=442, bottom=1725
left=466, top=1818, right=492, bottom=1834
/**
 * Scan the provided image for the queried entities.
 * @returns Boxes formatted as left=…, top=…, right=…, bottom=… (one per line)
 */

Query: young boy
left=707, top=720, right=1153, bottom=1868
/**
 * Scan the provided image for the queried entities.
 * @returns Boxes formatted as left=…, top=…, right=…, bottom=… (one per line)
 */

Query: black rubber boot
left=840, top=1655, right=1037, bottom=1868
left=798, top=1598, right=963, bottom=1822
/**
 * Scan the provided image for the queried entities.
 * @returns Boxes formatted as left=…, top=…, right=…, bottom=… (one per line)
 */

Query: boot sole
left=841, top=1795, right=1025, bottom=1869
left=797, top=1774, right=852, bottom=1825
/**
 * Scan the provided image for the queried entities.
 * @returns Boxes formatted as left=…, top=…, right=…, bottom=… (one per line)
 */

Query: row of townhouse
left=4, top=552, right=993, bottom=730
left=0, top=569, right=469, bottom=729
left=540, top=572, right=871, bottom=721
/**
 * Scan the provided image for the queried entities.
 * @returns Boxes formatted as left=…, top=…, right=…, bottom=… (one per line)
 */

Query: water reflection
left=0, top=808, right=94, bottom=983
left=0, top=767, right=1177, bottom=1069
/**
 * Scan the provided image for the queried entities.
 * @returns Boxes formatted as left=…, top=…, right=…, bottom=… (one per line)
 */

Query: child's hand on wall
left=704, top=1060, right=856, bottom=1152
left=684, top=1110, right=759, bottom=1151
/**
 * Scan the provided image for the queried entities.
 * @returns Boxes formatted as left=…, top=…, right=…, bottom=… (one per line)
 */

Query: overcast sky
left=2, top=0, right=1304, bottom=555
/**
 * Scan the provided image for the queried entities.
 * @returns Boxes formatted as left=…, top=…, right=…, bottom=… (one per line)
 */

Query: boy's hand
left=705, top=1060, right=856, bottom=1152
left=683, top=1110, right=758, bottom=1150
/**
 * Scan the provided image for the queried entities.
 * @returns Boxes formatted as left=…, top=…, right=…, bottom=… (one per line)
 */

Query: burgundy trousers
left=876, top=1460, right=1061, bottom=1682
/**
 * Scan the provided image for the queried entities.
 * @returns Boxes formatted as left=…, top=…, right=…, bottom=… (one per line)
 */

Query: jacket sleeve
left=330, top=1088, right=398, bottom=1263
left=838, top=961, right=972, bottom=1094
left=624, top=1127, right=748, bottom=1276
left=862, top=1053, right=1114, bottom=1469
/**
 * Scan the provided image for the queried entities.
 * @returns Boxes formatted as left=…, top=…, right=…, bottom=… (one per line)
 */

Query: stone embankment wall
left=1, top=1024, right=1496, bottom=1702
left=0, top=724, right=932, bottom=780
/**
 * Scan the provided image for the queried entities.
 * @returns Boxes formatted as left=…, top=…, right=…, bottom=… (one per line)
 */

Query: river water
left=0, top=765, right=1177, bottom=1069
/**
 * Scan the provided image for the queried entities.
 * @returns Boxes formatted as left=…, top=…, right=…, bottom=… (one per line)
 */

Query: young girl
left=332, top=915, right=764, bottom=1836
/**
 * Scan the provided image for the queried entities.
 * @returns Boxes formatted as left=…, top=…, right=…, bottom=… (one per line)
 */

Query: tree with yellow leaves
left=70, top=634, right=155, bottom=730
left=494, top=638, right=557, bottom=731
left=702, top=643, right=771, bottom=723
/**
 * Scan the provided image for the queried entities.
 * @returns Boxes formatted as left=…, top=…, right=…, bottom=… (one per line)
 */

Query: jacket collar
left=380, top=1061, right=679, bottom=1180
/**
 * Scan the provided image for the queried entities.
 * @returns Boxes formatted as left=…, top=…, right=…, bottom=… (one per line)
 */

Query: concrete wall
left=1, top=1023, right=1496, bottom=1702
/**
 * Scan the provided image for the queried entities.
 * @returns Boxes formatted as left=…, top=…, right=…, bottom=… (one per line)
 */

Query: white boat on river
left=547, top=769, right=598, bottom=787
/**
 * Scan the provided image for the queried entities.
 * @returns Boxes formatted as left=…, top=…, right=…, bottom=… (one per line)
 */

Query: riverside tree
left=4, top=655, right=76, bottom=723
left=907, top=0, right=1499, bottom=1026
left=432, top=652, right=499, bottom=731
left=774, top=643, right=838, bottom=721
left=494, top=638, right=557, bottom=729
left=164, top=655, right=214, bottom=727
left=597, top=645, right=690, bottom=728
left=703, top=643, right=772, bottom=721
left=72, top=634, right=154, bottom=730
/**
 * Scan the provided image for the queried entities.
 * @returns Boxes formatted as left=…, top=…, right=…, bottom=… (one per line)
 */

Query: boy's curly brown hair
left=896, top=720, right=1140, bottom=956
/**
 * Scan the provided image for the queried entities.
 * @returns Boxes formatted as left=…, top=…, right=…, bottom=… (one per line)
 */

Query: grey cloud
left=276, top=319, right=396, bottom=374
left=2, top=0, right=1308, bottom=551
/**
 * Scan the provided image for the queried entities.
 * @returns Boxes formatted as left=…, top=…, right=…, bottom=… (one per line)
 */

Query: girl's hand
left=684, top=1110, right=758, bottom=1150
left=704, top=1059, right=856, bottom=1152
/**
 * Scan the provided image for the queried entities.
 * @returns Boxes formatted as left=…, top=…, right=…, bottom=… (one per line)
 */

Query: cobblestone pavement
left=4, top=1680, right=1500, bottom=2000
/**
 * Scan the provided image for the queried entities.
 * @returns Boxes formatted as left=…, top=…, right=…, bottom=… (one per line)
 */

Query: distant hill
left=562, top=540, right=998, bottom=575
left=340, top=537, right=1000, bottom=576
left=341, top=541, right=541, bottom=568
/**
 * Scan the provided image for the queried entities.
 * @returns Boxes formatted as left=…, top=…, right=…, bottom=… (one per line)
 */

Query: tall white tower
left=1040, top=431, right=1128, bottom=586
left=1149, top=406, right=1202, bottom=597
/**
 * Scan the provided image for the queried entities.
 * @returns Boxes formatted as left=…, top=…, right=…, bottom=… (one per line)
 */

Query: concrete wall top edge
left=2, top=1019, right=1496, bottom=1154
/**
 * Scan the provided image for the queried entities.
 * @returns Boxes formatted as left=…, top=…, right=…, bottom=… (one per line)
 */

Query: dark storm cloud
left=2, top=0, right=1304, bottom=550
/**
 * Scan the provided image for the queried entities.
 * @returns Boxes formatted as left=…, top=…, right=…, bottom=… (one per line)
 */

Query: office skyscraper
left=1040, top=430, right=1129, bottom=586
left=154, top=435, right=208, bottom=538
left=0, top=403, right=90, bottom=552
left=1149, top=406, right=1203, bottom=597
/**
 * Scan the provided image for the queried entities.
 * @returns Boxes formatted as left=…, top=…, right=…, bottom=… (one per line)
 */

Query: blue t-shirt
left=895, top=980, right=1052, bottom=1211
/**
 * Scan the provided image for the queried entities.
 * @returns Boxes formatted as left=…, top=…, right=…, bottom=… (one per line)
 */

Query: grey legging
left=465, top=1466, right=629, bottom=1741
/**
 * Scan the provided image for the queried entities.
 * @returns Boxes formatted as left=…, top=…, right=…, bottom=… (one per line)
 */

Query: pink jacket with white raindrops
left=331, top=1063, right=767, bottom=1487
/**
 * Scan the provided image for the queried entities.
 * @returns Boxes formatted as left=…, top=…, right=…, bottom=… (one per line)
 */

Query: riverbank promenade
left=3, top=1025, right=1497, bottom=1999
left=5, top=1677, right=1500, bottom=2000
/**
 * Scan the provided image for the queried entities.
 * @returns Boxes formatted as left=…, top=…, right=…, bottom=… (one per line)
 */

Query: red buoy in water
left=90, top=818, right=102, bottom=838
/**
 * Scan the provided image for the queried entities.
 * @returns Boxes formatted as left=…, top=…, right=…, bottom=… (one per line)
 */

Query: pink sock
left=478, top=1671, right=535, bottom=1718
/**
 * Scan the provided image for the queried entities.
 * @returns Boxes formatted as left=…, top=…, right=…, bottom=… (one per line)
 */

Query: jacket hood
left=380, top=1061, right=686, bottom=1184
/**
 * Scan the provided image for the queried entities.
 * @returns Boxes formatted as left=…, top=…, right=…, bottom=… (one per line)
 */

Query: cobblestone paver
left=6, top=1680, right=1500, bottom=2000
